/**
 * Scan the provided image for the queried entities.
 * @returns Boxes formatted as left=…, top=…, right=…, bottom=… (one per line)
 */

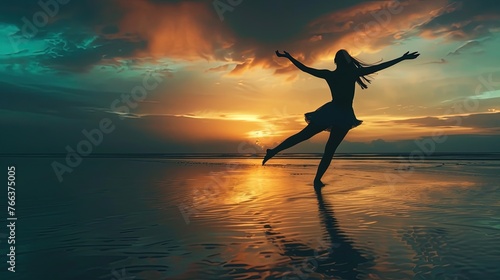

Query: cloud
left=0, top=80, right=93, bottom=118
left=219, top=0, right=461, bottom=75
left=421, top=58, right=447, bottom=65
left=447, top=40, right=482, bottom=56
left=341, top=133, right=500, bottom=153
left=0, top=0, right=233, bottom=73
left=206, top=64, right=230, bottom=72
left=113, top=0, right=233, bottom=60
left=471, top=90, right=500, bottom=100
left=392, top=112, right=500, bottom=132
left=416, top=0, right=500, bottom=41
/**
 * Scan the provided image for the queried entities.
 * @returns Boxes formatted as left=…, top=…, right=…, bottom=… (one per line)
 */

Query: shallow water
left=2, top=157, right=500, bottom=279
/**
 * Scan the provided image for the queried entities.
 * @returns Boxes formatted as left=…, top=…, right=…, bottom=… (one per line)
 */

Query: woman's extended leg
left=314, top=128, right=350, bottom=187
left=262, top=124, right=325, bottom=165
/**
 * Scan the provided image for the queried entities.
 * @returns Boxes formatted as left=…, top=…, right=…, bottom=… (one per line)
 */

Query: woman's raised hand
left=275, top=50, right=291, bottom=58
left=402, top=51, right=420, bottom=60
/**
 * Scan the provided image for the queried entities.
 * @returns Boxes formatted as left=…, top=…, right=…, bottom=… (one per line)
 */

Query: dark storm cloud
left=221, top=0, right=412, bottom=74
left=221, top=0, right=361, bottom=43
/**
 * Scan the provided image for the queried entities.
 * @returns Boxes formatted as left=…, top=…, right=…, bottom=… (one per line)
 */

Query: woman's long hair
left=335, top=49, right=377, bottom=90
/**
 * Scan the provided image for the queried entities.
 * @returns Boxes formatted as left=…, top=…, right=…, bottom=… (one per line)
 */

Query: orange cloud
left=206, top=64, right=230, bottom=72
left=308, top=0, right=450, bottom=55
left=114, top=0, right=234, bottom=60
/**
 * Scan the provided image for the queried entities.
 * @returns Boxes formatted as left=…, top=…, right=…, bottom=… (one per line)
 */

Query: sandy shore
left=2, top=156, right=499, bottom=279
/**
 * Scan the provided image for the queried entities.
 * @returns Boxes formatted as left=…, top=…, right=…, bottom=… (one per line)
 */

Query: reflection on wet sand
left=260, top=187, right=374, bottom=279
left=314, top=188, right=374, bottom=278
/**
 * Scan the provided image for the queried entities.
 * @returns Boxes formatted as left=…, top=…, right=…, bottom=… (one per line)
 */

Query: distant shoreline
left=2, top=152, right=500, bottom=160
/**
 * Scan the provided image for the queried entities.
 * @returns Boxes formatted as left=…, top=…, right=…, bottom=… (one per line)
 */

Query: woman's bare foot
left=262, top=149, right=275, bottom=165
left=314, top=179, right=325, bottom=190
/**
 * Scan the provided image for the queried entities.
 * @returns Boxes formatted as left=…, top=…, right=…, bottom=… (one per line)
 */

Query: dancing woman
left=262, top=49, right=419, bottom=188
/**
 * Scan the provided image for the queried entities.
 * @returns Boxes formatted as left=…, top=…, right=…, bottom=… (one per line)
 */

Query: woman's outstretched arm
left=358, top=51, right=419, bottom=76
left=276, top=50, right=329, bottom=79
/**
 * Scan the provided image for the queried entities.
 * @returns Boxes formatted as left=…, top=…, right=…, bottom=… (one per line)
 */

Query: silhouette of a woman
left=262, top=49, right=419, bottom=188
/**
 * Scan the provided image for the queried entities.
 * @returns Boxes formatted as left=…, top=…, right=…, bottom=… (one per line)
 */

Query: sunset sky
left=1, top=0, right=500, bottom=154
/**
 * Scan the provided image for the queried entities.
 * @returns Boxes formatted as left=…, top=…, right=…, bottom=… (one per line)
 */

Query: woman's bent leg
left=262, top=124, right=324, bottom=165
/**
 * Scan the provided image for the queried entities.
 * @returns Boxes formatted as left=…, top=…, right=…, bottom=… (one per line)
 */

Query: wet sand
left=2, top=156, right=500, bottom=279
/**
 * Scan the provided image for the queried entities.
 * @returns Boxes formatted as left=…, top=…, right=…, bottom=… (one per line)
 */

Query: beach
left=1, top=155, right=499, bottom=280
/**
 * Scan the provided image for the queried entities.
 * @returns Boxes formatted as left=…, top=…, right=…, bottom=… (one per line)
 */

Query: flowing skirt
left=304, top=101, right=362, bottom=131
